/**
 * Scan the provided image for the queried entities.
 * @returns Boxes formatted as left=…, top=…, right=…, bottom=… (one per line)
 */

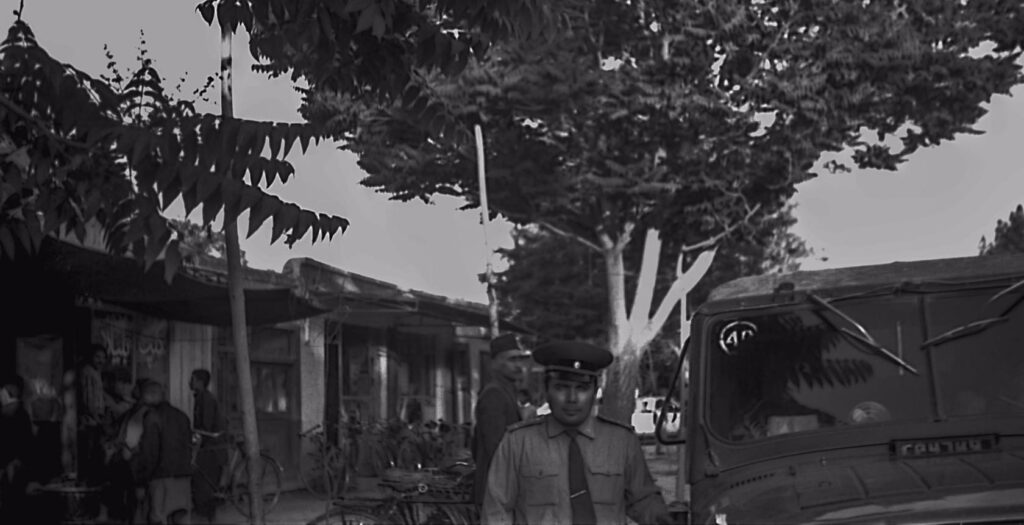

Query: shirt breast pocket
left=588, top=463, right=625, bottom=505
left=522, top=464, right=560, bottom=506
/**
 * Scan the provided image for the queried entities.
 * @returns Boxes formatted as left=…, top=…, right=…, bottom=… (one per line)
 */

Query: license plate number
left=892, top=434, right=998, bottom=459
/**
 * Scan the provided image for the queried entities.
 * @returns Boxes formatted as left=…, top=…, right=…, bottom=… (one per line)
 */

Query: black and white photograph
left=2, top=1, right=1024, bottom=523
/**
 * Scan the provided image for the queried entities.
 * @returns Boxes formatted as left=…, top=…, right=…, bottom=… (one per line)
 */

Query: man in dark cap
left=472, top=333, right=533, bottom=507
left=482, top=341, right=670, bottom=525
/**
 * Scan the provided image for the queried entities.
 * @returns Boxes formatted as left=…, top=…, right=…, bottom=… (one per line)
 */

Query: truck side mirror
left=656, top=338, right=688, bottom=445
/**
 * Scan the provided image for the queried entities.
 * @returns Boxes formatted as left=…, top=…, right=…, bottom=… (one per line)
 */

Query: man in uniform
left=482, top=341, right=671, bottom=525
left=472, top=333, right=533, bottom=507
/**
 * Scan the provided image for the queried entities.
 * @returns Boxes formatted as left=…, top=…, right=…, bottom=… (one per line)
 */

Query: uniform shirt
left=483, top=414, right=668, bottom=525
left=472, top=375, right=522, bottom=505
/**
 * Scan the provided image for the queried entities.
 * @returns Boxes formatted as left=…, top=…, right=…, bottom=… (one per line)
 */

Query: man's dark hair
left=543, top=370, right=599, bottom=389
left=192, top=369, right=212, bottom=389
left=90, top=343, right=107, bottom=356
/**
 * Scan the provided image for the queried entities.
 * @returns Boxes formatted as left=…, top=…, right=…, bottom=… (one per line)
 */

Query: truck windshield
left=707, top=297, right=933, bottom=442
left=925, top=290, right=1024, bottom=418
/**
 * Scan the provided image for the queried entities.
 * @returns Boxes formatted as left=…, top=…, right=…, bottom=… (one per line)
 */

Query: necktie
left=566, top=429, right=597, bottom=525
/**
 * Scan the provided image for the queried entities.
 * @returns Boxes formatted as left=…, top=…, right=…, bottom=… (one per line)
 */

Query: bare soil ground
left=644, top=444, right=682, bottom=503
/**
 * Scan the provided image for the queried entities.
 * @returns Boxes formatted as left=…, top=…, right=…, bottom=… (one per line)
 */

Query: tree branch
left=641, top=247, right=717, bottom=346
left=681, top=202, right=762, bottom=253
left=538, top=220, right=603, bottom=252
left=628, top=228, right=662, bottom=328
left=0, top=93, right=91, bottom=151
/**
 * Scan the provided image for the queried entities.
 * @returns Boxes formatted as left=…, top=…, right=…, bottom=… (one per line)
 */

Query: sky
left=9, top=1, right=1024, bottom=303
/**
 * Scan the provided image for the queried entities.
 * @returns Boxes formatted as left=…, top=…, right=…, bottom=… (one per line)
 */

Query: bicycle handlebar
left=298, top=423, right=323, bottom=438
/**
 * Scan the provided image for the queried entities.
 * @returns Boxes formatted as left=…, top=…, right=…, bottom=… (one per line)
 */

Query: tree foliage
left=197, top=0, right=555, bottom=106
left=306, top=0, right=1024, bottom=249
left=294, top=0, right=1023, bottom=419
left=0, top=19, right=347, bottom=279
left=979, top=204, right=1024, bottom=255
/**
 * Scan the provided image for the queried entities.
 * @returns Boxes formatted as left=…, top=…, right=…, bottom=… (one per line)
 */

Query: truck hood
left=702, top=447, right=1024, bottom=524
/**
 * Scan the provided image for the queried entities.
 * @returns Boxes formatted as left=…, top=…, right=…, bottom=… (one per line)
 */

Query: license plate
left=892, top=434, right=998, bottom=459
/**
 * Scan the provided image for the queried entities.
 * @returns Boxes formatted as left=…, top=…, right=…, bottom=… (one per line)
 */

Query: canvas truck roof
left=703, top=253, right=1024, bottom=312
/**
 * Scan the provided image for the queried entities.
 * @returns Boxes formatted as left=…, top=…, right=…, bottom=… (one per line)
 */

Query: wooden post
left=676, top=257, right=688, bottom=506
left=474, top=124, right=500, bottom=338
left=220, top=25, right=264, bottom=523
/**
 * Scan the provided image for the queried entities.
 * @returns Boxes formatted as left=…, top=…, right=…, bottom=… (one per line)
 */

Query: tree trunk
left=599, top=240, right=636, bottom=422
left=601, top=339, right=642, bottom=422
left=596, top=228, right=717, bottom=424
left=221, top=27, right=264, bottom=523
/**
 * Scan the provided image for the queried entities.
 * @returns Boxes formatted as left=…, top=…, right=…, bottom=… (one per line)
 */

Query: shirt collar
left=545, top=414, right=596, bottom=440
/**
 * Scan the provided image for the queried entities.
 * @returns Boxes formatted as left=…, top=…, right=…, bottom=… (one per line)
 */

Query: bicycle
left=190, top=429, right=284, bottom=518
left=298, top=423, right=352, bottom=500
left=308, top=461, right=477, bottom=525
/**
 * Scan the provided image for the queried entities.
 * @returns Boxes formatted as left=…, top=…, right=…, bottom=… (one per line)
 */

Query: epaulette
left=597, top=414, right=635, bottom=431
left=507, top=417, right=545, bottom=432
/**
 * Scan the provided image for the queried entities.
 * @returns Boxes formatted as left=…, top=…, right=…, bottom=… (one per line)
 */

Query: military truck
left=656, top=254, right=1024, bottom=524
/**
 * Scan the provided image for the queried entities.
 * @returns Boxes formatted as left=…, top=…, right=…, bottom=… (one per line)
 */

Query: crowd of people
left=0, top=343, right=226, bottom=525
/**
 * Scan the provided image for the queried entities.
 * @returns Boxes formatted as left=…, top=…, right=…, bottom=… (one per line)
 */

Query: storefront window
left=253, top=363, right=291, bottom=414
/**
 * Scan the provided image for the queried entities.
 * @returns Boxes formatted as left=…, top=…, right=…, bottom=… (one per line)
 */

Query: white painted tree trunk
left=598, top=228, right=716, bottom=422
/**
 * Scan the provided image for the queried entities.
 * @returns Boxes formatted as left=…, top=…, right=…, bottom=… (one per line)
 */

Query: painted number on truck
left=719, top=320, right=757, bottom=355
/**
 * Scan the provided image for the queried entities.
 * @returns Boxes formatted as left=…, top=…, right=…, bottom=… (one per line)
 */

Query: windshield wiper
left=807, top=293, right=920, bottom=376
left=921, top=316, right=1010, bottom=349
left=989, top=278, right=1024, bottom=305
left=920, top=279, right=1024, bottom=349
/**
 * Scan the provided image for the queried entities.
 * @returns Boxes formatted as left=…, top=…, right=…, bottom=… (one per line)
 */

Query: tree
left=980, top=204, right=1024, bottom=255
left=298, top=0, right=1024, bottom=420
left=497, top=204, right=809, bottom=341
left=496, top=204, right=810, bottom=394
left=1, top=11, right=347, bottom=522
left=0, top=18, right=348, bottom=273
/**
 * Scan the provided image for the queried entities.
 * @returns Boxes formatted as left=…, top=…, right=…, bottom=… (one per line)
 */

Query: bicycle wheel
left=299, top=446, right=348, bottom=499
left=421, top=502, right=473, bottom=525
left=229, top=452, right=283, bottom=517
left=308, top=506, right=388, bottom=525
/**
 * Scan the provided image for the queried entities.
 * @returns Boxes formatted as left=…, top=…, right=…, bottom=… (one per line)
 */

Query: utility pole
left=221, top=24, right=264, bottom=523
left=475, top=123, right=500, bottom=338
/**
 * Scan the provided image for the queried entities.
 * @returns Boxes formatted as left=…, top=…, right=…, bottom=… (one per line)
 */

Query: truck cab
left=659, top=254, right=1024, bottom=524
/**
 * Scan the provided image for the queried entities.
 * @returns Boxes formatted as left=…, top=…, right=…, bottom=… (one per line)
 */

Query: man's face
left=546, top=375, right=597, bottom=427
left=495, top=352, right=529, bottom=383
left=92, top=350, right=107, bottom=368
left=142, top=386, right=163, bottom=406
left=189, top=374, right=199, bottom=392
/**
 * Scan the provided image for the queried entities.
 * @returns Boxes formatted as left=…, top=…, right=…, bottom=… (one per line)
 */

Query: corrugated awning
left=326, top=289, right=529, bottom=333
left=8, top=238, right=329, bottom=326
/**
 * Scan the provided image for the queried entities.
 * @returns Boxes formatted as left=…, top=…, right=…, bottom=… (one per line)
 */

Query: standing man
left=190, top=369, right=225, bottom=523
left=0, top=377, right=34, bottom=521
left=132, top=381, right=193, bottom=525
left=482, top=341, right=670, bottom=525
left=472, top=334, right=533, bottom=507
left=79, top=344, right=108, bottom=482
